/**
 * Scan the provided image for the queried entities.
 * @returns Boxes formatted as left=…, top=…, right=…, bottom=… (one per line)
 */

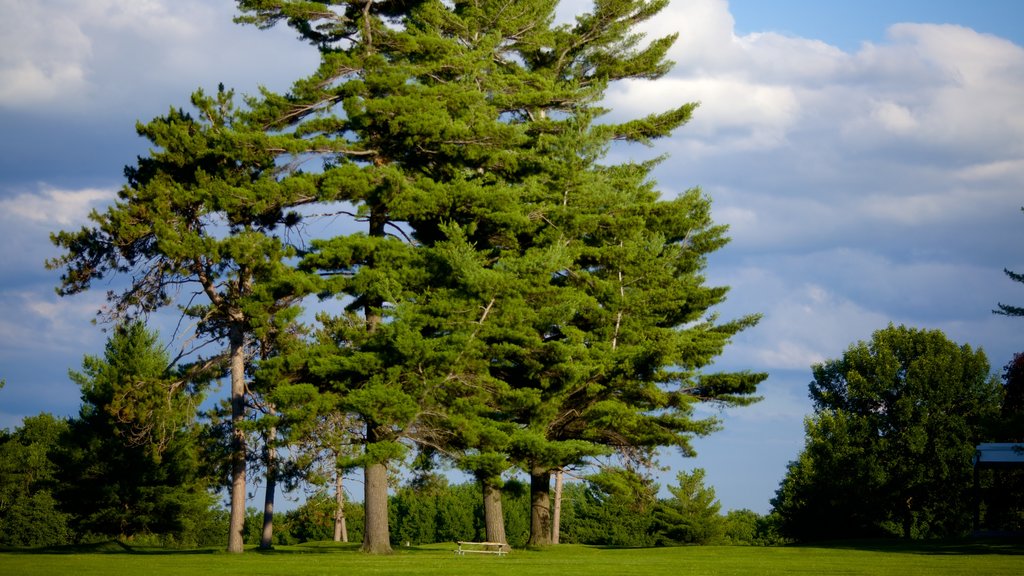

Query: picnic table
left=454, top=541, right=509, bottom=556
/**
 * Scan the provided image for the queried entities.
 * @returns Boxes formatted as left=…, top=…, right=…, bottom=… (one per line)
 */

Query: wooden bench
left=454, top=541, right=509, bottom=556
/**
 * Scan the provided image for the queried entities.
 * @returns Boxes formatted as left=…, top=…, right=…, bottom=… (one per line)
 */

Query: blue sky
left=2, top=0, right=1023, bottom=514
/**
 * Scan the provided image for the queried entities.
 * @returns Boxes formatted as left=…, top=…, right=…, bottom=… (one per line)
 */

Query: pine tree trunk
left=551, top=468, right=563, bottom=544
left=528, top=466, right=552, bottom=546
left=227, top=326, right=247, bottom=553
left=334, top=468, right=348, bottom=542
left=259, top=432, right=277, bottom=550
left=482, top=482, right=507, bottom=546
left=360, top=210, right=390, bottom=554
left=361, top=426, right=392, bottom=554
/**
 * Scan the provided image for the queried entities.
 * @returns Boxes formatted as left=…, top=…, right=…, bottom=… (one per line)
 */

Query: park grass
left=1, top=538, right=1022, bottom=576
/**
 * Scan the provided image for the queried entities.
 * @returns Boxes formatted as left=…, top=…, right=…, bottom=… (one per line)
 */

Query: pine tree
left=48, top=87, right=318, bottom=552
left=233, top=0, right=765, bottom=550
left=58, top=322, right=214, bottom=542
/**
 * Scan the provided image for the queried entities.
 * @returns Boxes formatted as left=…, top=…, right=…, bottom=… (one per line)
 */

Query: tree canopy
left=771, top=324, right=1002, bottom=540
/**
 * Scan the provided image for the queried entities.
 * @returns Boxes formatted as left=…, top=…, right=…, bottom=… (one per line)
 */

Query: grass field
left=1, top=539, right=1022, bottom=576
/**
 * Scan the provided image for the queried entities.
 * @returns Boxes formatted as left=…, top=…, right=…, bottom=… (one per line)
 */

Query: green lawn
left=1, top=540, right=1021, bottom=576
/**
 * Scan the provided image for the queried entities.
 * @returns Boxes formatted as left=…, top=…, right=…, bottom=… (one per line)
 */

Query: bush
left=0, top=491, right=72, bottom=548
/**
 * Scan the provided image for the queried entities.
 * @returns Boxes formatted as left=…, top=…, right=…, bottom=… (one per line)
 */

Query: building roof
left=974, top=443, right=1024, bottom=466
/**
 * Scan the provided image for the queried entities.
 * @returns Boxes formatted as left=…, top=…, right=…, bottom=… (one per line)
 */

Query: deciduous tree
left=0, top=414, right=71, bottom=547
left=772, top=325, right=1002, bottom=540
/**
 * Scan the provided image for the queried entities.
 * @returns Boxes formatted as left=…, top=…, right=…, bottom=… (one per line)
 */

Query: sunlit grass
left=1, top=539, right=1022, bottom=576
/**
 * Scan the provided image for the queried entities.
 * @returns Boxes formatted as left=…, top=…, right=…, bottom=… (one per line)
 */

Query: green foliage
left=391, top=476, right=478, bottom=545
left=0, top=414, right=72, bottom=547
left=0, top=492, right=72, bottom=548
left=772, top=325, right=1003, bottom=540
left=652, top=469, right=723, bottom=545
left=720, top=509, right=787, bottom=546
left=996, top=353, right=1024, bottom=441
left=499, top=480, right=532, bottom=548
left=563, top=469, right=657, bottom=547
left=994, top=207, right=1024, bottom=317
left=57, top=322, right=215, bottom=543
left=47, top=80, right=319, bottom=552
left=283, top=493, right=364, bottom=545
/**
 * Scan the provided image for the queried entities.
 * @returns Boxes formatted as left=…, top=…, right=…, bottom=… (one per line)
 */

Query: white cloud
left=0, top=185, right=114, bottom=227
left=0, top=0, right=316, bottom=113
left=870, top=100, right=918, bottom=134
left=0, top=0, right=93, bottom=105
left=0, top=289, right=104, bottom=353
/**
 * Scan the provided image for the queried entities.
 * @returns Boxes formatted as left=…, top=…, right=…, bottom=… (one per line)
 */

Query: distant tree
left=999, top=353, right=1024, bottom=440
left=652, top=468, right=724, bottom=545
left=772, top=325, right=1002, bottom=540
left=285, top=492, right=364, bottom=544
left=0, top=414, right=72, bottom=547
left=995, top=207, right=1024, bottom=317
left=57, top=322, right=215, bottom=543
left=720, top=509, right=786, bottom=546
left=561, top=467, right=658, bottom=547
left=980, top=353, right=1024, bottom=531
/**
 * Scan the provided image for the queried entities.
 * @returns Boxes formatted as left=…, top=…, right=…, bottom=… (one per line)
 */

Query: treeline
left=280, top=473, right=784, bottom=548
left=3, top=324, right=1022, bottom=549
left=0, top=314, right=765, bottom=550
left=0, top=403, right=781, bottom=549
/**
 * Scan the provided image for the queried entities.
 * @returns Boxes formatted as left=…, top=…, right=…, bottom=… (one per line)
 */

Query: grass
left=1, top=539, right=1022, bottom=576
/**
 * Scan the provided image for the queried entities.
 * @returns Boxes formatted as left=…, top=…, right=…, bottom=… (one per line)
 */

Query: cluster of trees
left=1, top=381, right=782, bottom=550
left=13, top=0, right=1021, bottom=551
left=770, top=325, right=1024, bottom=540
left=0, top=324, right=218, bottom=547
left=39, top=0, right=765, bottom=554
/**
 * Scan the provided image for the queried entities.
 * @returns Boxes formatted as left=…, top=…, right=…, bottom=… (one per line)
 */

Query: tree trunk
left=360, top=209, right=391, bottom=554
left=334, top=467, right=348, bottom=543
left=361, top=426, right=392, bottom=554
left=551, top=468, right=563, bottom=544
left=482, top=481, right=507, bottom=546
left=259, top=430, right=277, bottom=550
left=528, top=466, right=552, bottom=546
left=903, top=496, right=915, bottom=539
left=227, top=326, right=247, bottom=553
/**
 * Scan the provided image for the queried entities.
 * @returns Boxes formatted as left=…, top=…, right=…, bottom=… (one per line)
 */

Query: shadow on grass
left=1, top=540, right=217, bottom=555
left=1, top=540, right=449, bottom=556
left=802, top=536, right=1024, bottom=556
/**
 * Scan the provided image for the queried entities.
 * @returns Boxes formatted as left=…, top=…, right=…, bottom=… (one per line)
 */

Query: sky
left=2, top=0, right=1023, bottom=515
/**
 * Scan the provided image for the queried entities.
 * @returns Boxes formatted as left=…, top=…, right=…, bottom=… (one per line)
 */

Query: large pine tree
left=234, top=0, right=765, bottom=549
left=48, top=87, right=318, bottom=552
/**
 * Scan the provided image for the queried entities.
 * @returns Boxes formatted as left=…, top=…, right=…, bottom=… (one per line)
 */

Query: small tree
left=772, top=324, right=1002, bottom=540
left=652, top=468, right=724, bottom=545
left=565, top=467, right=658, bottom=547
left=57, top=322, right=214, bottom=543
